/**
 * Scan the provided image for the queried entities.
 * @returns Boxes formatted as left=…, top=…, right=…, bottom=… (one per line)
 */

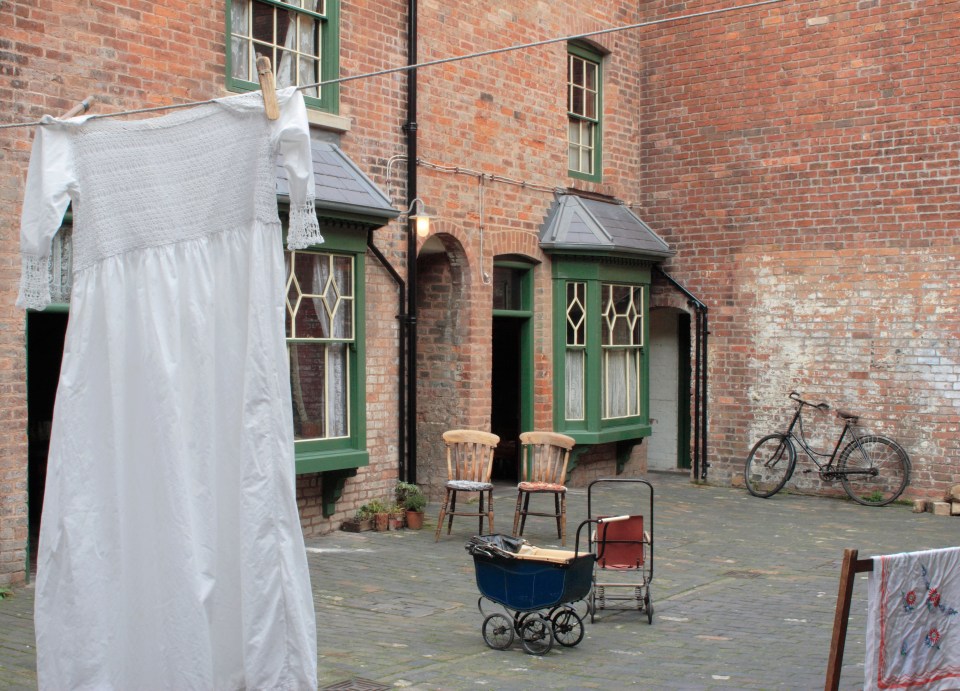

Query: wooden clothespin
left=60, top=95, right=95, bottom=119
left=256, top=55, right=280, bottom=120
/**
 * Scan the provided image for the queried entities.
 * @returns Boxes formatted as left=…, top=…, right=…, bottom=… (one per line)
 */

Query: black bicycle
left=743, top=392, right=910, bottom=506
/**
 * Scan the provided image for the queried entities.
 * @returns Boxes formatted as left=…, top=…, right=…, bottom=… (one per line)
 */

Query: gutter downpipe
left=654, top=267, right=709, bottom=481
left=366, top=233, right=407, bottom=481
left=403, top=0, right=419, bottom=483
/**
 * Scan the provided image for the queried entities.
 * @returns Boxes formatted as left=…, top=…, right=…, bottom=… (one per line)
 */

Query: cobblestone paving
left=2, top=471, right=957, bottom=689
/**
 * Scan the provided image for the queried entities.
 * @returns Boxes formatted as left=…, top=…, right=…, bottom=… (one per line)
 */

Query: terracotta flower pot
left=405, top=510, right=424, bottom=530
left=374, top=513, right=389, bottom=532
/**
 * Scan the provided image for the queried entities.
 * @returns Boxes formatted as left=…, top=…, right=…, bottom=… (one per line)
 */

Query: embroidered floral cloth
left=865, top=546, right=960, bottom=690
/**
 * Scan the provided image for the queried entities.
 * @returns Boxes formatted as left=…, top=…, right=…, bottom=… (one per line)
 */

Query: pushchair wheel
left=482, top=613, right=515, bottom=650
left=551, top=608, right=584, bottom=647
left=520, top=614, right=554, bottom=655
left=645, top=592, right=654, bottom=625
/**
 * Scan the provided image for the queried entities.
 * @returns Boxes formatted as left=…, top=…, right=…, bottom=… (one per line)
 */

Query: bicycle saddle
left=835, top=409, right=859, bottom=423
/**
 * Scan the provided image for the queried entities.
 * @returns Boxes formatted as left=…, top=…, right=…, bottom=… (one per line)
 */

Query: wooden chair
left=435, top=429, right=500, bottom=541
left=512, top=431, right=577, bottom=545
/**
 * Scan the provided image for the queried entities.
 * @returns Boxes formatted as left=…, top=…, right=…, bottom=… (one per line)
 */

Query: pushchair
left=587, top=478, right=654, bottom=624
left=465, top=517, right=629, bottom=655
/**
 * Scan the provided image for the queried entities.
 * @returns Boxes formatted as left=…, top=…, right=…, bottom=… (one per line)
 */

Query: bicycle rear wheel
left=744, top=434, right=796, bottom=498
left=837, top=436, right=910, bottom=506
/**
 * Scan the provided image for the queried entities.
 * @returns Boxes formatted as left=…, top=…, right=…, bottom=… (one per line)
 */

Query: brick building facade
left=1, top=0, right=957, bottom=587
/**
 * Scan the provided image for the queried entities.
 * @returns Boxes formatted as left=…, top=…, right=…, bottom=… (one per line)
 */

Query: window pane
left=252, top=1, right=275, bottom=44
left=493, top=266, right=524, bottom=311
left=289, top=342, right=349, bottom=440
left=566, top=282, right=585, bottom=346
left=290, top=342, right=324, bottom=438
left=565, top=349, right=584, bottom=420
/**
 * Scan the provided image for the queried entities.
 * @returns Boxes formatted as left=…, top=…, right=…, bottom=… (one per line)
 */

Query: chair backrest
left=519, top=431, right=576, bottom=485
left=443, top=429, right=500, bottom=482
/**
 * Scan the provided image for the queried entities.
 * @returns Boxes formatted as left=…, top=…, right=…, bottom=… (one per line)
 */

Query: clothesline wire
left=0, top=0, right=786, bottom=131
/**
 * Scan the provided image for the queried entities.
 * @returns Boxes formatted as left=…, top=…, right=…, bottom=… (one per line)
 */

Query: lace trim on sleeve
left=16, top=254, right=52, bottom=310
left=286, top=199, right=324, bottom=250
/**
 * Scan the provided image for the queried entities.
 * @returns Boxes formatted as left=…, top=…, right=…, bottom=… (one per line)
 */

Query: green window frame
left=283, top=225, right=367, bottom=474
left=227, top=0, right=340, bottom=113
left=567, top=42, right=602, bottom=182
left=552, top=260, right=651, bottom=445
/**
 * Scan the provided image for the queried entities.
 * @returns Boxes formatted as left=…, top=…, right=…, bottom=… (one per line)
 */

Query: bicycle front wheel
left=837, top=436, right=910, bottom=506
left=744, top=434, right=796, bottom=498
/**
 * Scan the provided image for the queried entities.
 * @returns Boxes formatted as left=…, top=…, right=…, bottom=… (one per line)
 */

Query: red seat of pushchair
left=595, top=515, right=646, bottom=570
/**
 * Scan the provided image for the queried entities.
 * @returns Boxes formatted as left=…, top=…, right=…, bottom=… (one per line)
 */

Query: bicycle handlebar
left=789, top=390, right=830, bottom=411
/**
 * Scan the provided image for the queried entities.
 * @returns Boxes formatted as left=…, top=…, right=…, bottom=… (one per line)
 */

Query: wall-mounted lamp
left=405, top=197, right=435, bottom=238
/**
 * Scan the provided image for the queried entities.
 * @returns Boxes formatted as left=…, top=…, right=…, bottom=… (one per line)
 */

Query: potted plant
left=388, top=502, right=406, bottom=531
left=342, top=504, right=375, bottom=532
left=396, top=481, right=426, bottom=530
left=364, top=498, right=391, bottom=532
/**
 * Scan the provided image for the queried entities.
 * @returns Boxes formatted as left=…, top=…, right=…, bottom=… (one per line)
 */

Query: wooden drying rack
left=825, top=548, right=874, bottom=691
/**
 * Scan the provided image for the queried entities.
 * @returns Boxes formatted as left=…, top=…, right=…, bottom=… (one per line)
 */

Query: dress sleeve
left=16, top=121, right=76, bottom=310
left=273, top=87, right=322, bottom=250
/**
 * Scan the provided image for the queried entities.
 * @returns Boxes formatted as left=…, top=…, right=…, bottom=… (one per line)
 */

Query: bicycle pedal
left=801, top=469, right=813, bottom=474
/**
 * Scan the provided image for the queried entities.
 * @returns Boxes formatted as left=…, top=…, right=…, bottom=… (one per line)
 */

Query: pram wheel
left=482, top=613, right=515, bottom=650
left=520, top=614, right=554, bottom=655
left=551, top=608, right=585, bottom=647
left=645, top=592, right=654, bottom=624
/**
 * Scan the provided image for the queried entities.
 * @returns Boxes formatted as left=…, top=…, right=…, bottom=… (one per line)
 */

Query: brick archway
left=414, top=229, right=487, bottom=499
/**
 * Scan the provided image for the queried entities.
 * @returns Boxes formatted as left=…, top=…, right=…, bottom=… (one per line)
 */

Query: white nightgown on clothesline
left=17, top=88, right=320, bottom=690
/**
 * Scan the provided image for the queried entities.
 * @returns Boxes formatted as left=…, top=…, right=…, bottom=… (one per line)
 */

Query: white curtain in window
left=605, top=351, right=628, bottom=418
left=277, top=1, right=320, bottom=90
left=565, top=350, right=584, bottom=420
left=230, top=0, right=249, bottom=81
left=311, top=255, right=348, bottom=438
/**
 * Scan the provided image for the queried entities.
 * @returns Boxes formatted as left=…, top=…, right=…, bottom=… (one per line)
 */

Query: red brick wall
left=636, top=0, right=960, bottom=498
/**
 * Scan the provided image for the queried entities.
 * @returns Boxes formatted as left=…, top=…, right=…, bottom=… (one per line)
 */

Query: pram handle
left=597, top=515, right=630, bottom=523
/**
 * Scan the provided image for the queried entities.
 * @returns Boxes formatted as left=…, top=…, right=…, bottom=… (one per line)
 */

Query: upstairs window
left=228, top=0, right=340, bottom=113
left=567, top=43, right=602, bottom=181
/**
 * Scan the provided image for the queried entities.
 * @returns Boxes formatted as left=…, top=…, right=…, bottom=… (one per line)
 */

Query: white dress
left=17, top=88, right=320, bottom=690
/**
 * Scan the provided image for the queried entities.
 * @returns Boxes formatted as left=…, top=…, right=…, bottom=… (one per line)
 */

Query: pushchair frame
left=587, top=477, right=654, bottom=624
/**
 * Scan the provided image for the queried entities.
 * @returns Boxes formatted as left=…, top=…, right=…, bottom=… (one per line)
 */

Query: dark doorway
left=27, top=311, right=68, bottom=576
left=490, top=316, right=521, bottom=482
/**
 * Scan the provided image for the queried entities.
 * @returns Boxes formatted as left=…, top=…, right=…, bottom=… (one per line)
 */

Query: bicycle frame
left=781, top=392, right=852, bottom=473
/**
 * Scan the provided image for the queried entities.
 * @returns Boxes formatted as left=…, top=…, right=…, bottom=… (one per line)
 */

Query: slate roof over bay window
left=539, top=194, right=673, bottom=260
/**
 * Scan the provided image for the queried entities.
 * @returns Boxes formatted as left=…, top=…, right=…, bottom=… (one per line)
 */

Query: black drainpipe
left=402, top=0, right=419, bottom=483
left=654, top=267, right=709, bottom=480
left=366, top=232, right=407, bottom=481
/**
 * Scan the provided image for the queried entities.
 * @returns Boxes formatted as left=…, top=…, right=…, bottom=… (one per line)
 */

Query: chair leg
left=447, top=490, right=458, bottom=535
left=486, top=489, right=494, bottom=534
left=558, top=492, right=566, bottom=546
left=512, top=491, right=524, bottom=536
left=519, top=492, right=531, bottom=536
left=434, top=489, right=450, bottom=542
left=478, top=490, right=485, bottom=535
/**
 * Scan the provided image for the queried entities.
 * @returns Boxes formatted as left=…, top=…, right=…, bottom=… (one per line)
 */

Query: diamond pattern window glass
left=285, top=250, right=353, bottom=440
left=565, top=281, right=586, bottom=420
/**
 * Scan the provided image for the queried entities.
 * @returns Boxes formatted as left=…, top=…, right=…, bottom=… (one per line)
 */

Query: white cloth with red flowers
left=865, top=546, right=960, bottom=690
